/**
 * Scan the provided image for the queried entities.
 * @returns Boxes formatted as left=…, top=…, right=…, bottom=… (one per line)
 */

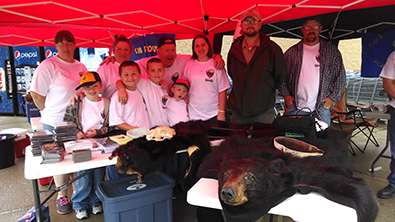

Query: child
left=63, top=71, right=109, bottom=220
left=167, top=78, right=189, bottom=126
left=107, top=60, right=149, bottom=179
left=137, top=58, right=169, bottom=128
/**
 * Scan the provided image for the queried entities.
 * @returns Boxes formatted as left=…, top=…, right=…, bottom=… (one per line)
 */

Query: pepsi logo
left=46, top=50, right=52, bottom=58
left=45, top=50, right=58, bottom=58
left=14, top=50, right=38, bottom=60
left=14, top=51, right=20, bottom=60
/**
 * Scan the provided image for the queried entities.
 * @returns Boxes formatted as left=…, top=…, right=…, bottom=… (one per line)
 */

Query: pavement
left=1, top=116, right=395, bottom=222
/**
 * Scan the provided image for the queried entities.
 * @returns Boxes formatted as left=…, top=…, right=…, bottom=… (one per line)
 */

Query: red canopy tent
left=0, top=0, right=393, bottom=48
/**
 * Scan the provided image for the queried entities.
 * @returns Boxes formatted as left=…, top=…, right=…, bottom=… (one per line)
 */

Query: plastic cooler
left=97, top=171, right=174, bottom=222
left=0, top=128, right=30, bottom=158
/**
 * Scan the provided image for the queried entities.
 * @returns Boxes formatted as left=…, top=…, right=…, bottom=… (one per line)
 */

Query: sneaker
left=56, top=196, right=72, bottom=214
left=377, top=184, right=395, bottom=199
left=75, top=209, right=88, bottom=220
left=92, top=203, right=103, bottom=215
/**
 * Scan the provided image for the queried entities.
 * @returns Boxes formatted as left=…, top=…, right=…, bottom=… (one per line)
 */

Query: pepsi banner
left=13, top=46, right=40, bottom=66
left=361, top=30, right=395, bottom=77
left=130, top=33, right=175, bottom=61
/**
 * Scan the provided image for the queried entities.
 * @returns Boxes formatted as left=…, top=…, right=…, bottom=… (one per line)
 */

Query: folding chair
left=332, top=108, right=379, bottom=155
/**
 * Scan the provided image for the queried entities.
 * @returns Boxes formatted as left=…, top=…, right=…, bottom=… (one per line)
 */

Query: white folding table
left=24, top=146, right=117, bottom=222
left=187, top=178, right=358, bottom=222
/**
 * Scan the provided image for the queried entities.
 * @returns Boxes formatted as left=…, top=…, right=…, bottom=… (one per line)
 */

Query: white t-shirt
left=137, top=54, right=192, bottom=89
left=379, top=51, right=395, bottom=108
left=137, top=78, right=169, bottom=128
left=81, top=97, right=105, bottom=133
left=97, top=61, right=146, bottom=99
left=297, top=43, right=321, bottom=111
left=109, top=89, right=149, bottom=129
left=97, top=61, right=120, bottom=100
left=167, top=97, right=189, bottom=127
left=30, top=56, right=88, bottom=126
left=184, top=58, right=230, bottom=121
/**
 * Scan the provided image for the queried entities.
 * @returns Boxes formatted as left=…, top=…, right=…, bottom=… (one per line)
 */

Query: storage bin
left=97, top=171, right=174, bottom=222
left=0, top=134, right=16, bottom=169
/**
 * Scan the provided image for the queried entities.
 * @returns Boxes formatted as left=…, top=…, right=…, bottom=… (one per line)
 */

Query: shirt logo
left=206, top=69, right=214, bottom=78
left=162, top=95, right=168, bottom=106
left=171, top=72, right=179, bottom=83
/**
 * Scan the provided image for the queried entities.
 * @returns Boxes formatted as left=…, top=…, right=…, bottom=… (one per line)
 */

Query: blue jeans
left=388, top=106, right=395, bottom=187
left=106, top=165, right=120, bottom=180
left=72, top=167, right=105, bottom=210
left=42, top=124, right=55, bottom=134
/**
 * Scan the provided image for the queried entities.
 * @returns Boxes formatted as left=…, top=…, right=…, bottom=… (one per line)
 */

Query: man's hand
left=99, top=56, right=115, bottom=66
left=214, top=54, right=225, bottom=69
left=70, top=91, right=86, bottom=105
left=283, top=95, right=295, bottom=108
left=118, top=88, right=128, bottom=105
left=322, top=97, right=335, bottom=109
left=183, top=95, right=190, bottom=104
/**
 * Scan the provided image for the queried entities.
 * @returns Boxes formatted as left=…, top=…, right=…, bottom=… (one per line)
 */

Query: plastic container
left=97, top=171, right=174, bottom=222
left=39, top=176, right=54, bottom=186
left=0, top=134, right=17, bottom=169
left=1, top=128, right=30, bottom=157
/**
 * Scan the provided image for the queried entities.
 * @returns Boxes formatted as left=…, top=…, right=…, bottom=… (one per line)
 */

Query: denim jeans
left=387, top=106, right=395, bottom=187
left=106, top=165, right=119, bottom=180
left=72, top=167, right=105, bottom=210
left=42, top=124, right=55, bottom=133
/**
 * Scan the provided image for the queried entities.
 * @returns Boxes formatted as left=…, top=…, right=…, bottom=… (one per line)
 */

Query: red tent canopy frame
left=0, top=0, right=393, bottom=48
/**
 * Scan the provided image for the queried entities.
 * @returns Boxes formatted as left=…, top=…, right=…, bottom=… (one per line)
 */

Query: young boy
left=63, top=71, right=109, bottom=220
left=107, top=60, right=149, bottom=180
left=137, top=58, right=169, bottom=128
left=167, top=78, right=189, bottom=126
left=109, top=60, right=149, bottom=131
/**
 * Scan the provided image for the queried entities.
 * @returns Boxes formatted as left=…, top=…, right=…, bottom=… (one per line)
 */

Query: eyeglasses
left=242, top=19, right=260, bottom=25
left=303, top=25, right=321, bottom=30
left=57, top=41, right=75, bottom=46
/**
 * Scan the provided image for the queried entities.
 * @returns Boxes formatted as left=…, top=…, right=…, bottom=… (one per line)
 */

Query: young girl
left=183, top=34, right=230, bottom=121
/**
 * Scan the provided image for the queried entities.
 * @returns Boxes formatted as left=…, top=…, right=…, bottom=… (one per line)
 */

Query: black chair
left=332, top=108, right=379, bottom=155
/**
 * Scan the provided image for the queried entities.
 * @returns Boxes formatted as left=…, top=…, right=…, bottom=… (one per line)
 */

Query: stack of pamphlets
left=94, top=137, right=120, bottom=154
left=64, top=139, right=93, bottom=152
left=109, top=134, right=133, bottom=146
left=72, top=149, right=92, bottom=163
left=54, top=122, right=78, bottom=143
left=41, top=142, right=65, bottom=164
left=30, top=130, right=54, bottom=156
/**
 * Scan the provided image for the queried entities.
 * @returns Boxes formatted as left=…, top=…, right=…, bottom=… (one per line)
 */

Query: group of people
left=29, top=6, right=395, bottom=220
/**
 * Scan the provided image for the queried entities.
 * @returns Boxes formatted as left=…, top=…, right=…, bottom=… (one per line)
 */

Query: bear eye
left=244, top=173, right=255, bottom=183
left=223, top=171, right=229, bottom=180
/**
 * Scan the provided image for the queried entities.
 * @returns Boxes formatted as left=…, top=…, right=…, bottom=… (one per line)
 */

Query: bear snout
left=221, top=186, right=236, bottom=201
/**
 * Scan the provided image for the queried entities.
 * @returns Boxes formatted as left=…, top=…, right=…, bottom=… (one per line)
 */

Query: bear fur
left=109, top=127, right=212, bottom=189
left=198, top=129, right=378, bottom=222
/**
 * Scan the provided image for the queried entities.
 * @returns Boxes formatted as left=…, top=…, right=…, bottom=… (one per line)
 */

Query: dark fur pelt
left=198, top=130, right=378, bottom=222
left=110, top=128, right=212, bottom=190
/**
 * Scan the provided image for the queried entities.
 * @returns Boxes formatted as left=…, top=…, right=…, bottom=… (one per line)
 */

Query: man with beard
left=227, top=8, right=287, bottom=124
left=278, top=17, right=346, bottom=127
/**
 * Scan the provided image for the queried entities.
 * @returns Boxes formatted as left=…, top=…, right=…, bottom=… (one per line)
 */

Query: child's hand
left=77, top=131, right=85, bottom=139
left=100, top=56, right=115, bottom=66
left=118, top=88, right=128, bottom=105
left=85, top=129, right=97, bottom=138
left=70, top=91, right=85, bottom=105
left=159, top=79, right=168, bottom=90
left=183, top=95, right=190, bottom=104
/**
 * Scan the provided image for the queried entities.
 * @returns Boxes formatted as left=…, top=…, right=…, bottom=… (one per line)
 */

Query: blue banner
left=361, top=30, right=395, bottom=77
left=13, top=46, right=39, bottom=66
left=130, top=33, right=175, bottom=61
